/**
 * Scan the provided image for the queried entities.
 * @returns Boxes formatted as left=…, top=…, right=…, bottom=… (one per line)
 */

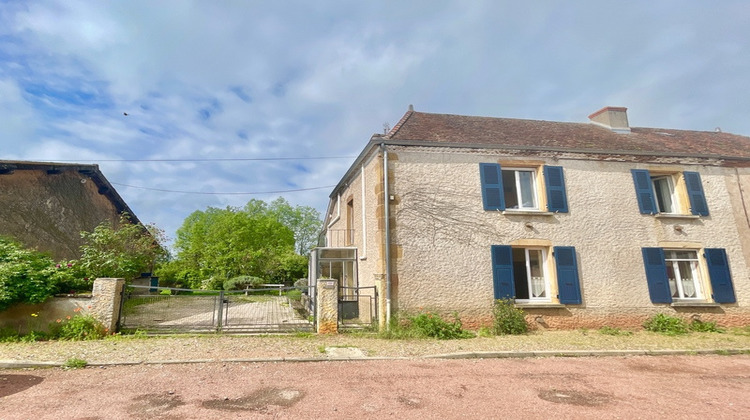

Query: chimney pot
left=588, top=106, right=630, bottom=133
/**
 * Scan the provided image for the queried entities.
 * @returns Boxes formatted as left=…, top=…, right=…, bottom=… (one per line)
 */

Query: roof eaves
left=377, top=139, right=750, bottom=164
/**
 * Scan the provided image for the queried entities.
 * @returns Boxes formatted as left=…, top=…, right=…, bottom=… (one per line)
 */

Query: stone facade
left=322, top=108, right=750, bottom=330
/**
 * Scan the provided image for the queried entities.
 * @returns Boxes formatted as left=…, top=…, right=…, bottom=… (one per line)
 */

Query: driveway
left=2, top=355, right=749, bottom=419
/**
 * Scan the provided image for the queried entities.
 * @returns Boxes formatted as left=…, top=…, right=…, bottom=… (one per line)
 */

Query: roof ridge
left=384, top=107, right=415, bottom=139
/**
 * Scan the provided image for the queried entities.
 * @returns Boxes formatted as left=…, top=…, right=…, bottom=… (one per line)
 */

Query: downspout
left=381, top=143, right=392, bottom=329
left=360, top=164, right=367, bottom=259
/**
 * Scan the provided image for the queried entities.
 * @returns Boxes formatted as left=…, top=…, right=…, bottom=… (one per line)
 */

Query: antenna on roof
left=383, top=122, right=391, bottom=134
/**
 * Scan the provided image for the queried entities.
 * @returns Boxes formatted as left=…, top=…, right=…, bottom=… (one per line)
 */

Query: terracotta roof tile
left=385, top=111, right=750, bottom=159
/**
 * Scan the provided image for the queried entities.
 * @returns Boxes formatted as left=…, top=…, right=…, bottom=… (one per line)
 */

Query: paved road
left=2, top=355, right=749, bottom=419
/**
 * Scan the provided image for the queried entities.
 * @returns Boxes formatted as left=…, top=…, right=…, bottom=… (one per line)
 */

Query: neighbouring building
left=315, top=106, right=750, bottom=330
left=0, top=160, right=141, bottom=260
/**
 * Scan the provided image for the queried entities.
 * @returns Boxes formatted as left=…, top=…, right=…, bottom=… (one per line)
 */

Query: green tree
left=77, top=214, right=167, bottom=281
left=266, top=197, right=322, bottom=255
left=171, top=206, right=297, bottom=288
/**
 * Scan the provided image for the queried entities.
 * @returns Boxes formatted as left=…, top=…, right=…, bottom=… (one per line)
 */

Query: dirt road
left=2, top=355, right=749, bottom=419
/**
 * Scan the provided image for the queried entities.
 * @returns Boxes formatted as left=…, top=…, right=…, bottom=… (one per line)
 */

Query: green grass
left=63, top=357, right=88, bottom=369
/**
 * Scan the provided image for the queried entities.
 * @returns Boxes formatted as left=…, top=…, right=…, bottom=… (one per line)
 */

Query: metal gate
left=338, top=285, right=378, bottom=329
left=119, top=285, right=315, bottom=334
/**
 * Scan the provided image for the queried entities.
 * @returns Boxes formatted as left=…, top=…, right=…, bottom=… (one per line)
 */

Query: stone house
left=0, top=160, right=141, bottom=260
left=318, top=106, right=750, bottom=329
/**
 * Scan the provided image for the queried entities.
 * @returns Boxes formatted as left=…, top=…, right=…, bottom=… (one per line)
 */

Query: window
left=491, top=245, right=581, bottom=304
left=480, top=164, right=568, bottom=213
left=346, top=199, right=354, bottom=245
left=631, top=169, right=708, bottom=216
left=512, top=248, right=548, bottom=300
left=503, top=169, right=538, bottom=210
left=664, top=250, right=702, bottom=299
left=652, top=175, right=677, bottom=214
left=641, top=247, right=736, bottom=304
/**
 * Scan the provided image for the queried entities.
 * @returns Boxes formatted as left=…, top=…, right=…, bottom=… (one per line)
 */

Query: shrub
left=50, top=314, right=107, bottom=341
left=408, top=311, right=473, bottom=340
left=643, top=313, right=689, bottom=335
left=0, top=237, right=61, bottom=310
left=223, top=275, right=264, bottom=291
left=492, top=299, right=528, bottom=335
left=294, top=278, right=308, bottom=288
left=689, top=319, right=724, bottom=333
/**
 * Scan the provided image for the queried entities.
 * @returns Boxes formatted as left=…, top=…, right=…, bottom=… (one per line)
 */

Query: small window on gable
left=479, top=164, right=568, bottom=213
left=631, top=169, right=709, bottom=216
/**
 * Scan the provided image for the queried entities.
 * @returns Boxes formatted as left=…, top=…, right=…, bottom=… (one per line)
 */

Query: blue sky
left=1, top=1, right=749, bottom=243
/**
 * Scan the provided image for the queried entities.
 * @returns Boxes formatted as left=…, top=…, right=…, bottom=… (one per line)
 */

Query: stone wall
left=0, top=295, right=93, bottom=334
left=384, top=147, right=750, bottom=329
left=0, top=278, right=125, bottom=334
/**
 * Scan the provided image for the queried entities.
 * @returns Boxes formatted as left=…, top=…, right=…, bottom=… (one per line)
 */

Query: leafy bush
left=643, top=313, right=689, bottom=335
left=0, top=237, right=61, bottom=310
left=50, top=314, right=107, bottom=340
left=408, top=311, right=473, bottom=340
left=689, top=319, right=724, bottom=333
left=224, top=275, right=264, bottom=291
left=599, top=326, right=633, bottom=336
left=492, top=299, right=528, bottom=335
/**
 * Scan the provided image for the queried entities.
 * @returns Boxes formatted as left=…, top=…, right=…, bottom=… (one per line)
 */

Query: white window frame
left=664, top=249, right=703, bottom=300
left=651, top=174, right=679, bottom=214
left=514, top=247, right=551, bottom=303
left=502, top=168, right=539, bottom=211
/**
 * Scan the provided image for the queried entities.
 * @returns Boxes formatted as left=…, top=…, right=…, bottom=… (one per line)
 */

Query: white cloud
left=2, top=0, right=750, bottom=242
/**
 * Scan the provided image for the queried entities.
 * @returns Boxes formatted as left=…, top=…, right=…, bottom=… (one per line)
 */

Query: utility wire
left=110, top=182, right=336, bottom=195
left=32, top=156, right=356, bottom=163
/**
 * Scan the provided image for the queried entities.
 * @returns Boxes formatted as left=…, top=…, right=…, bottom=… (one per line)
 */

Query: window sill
left=654, top=214, right=701, bottom=220
left=514, top=303, right=567, bottom=309
left=502, top=210, right=555, bottom=216
left=670, top=301, right=721, bottom=308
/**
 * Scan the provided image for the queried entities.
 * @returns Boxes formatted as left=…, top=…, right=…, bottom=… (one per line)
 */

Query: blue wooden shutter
left=544, top=166, right=569, bottom=213
left=491, top=245, right=515, bottom=299
left=554, top=246, right=581, bottom=304
left=684, top=172, right=709, bottom=216
left=704, top=248, right=736, bottom=303
left=480, top=163, right=504, bottom=211
left=641, top=247, right=672, bottom=303
left=631, top=169, right=657, bottom=214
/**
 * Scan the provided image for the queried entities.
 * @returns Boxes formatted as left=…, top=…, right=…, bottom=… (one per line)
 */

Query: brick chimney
left=588, top=106, right=630, bottom=133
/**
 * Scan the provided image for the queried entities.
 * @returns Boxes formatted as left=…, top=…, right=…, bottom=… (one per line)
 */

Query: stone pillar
left=375, top=274, right=386, bottom=331
left=316, top=278, right=339, bottom=334
left=91, top=278, right=125, bottom=333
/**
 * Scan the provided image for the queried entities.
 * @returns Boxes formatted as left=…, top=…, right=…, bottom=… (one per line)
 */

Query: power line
left=31, top=156, right=356, bottom=163
left=110, top=182, right=336, bottom=195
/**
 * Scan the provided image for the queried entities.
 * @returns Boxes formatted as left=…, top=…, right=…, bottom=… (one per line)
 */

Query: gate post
left=91, top=278, right=125, bottom=333
left=316, top=278, right=339, bottom=334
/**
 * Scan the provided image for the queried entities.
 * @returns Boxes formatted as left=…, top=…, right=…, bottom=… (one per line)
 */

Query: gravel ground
left=1, top=329, right=750, bottom=365
left=2, top=355, right=750, bottom=419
